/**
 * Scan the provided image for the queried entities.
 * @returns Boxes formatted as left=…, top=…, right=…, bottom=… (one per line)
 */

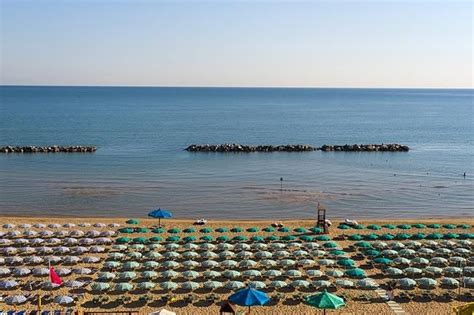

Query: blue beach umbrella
left=148, top=208, right=172, bottom=226
left=228, top=287, right=270, bottom=313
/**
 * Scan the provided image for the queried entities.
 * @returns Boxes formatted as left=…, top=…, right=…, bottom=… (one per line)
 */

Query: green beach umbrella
left=233, top=235, right=247, bottom=242
left=345, top=268, right=366, bottom=278
left=310, top=227, right=324, bottom=234
left=397, top=224, right=411, bottom=230
left=251, top=236, right=265, bottom=242
left=217, top=235, right=231, bottom=242
left=126, top=219, right=139, bottom=225
left=443, top=233, right=459, bottom=239
left=354, top=241, right=372, bottom=249
left=152, top=227, right=165, bottom=233
left=216, top=227, right=229, bottom=233
left=329, top=249, right=346, bottom=257
left=246, top=227, right=259, bottom=233
left=230, top=227, right=243, bottom=233
left=382, top=224, right=396, bottom=229
left=300, top=235, right=314, bottom=242
left=201, top=235, right=213, bottom=242
left=278, top=227, right=290, bottom=232
left=364, top=234, right=379, bottom=241
left=337, top=225, right=351, bottom=230
left=348, top=234, right=363, bottom=241
left=457, top=224, right=471, bottom=229
left=118, top=228, right=134, bottom=233
left=354, top=225, right=365, bottom=230
left=168, top=228, right=181, bottom=234
left=294, top=227, right=308, bottom=233
left=427, top=223, right=441, bottom=229
left=315, top=235, right=331, bottom=241
left=305, top=290, right=345, bottom=314
left=131, top=237, right=147, bottom=244
left=367, top=224, right=381, bottom=230
left=427, top=233, right=443, bottom=240
left=412, top=223, right=427, bottom=229
left=135, top=227, right=149, bottom=233
left=166, top=236, right=180, bottom=242
left=114, top=282, right=133, bottom=291
left=263, top=227, right=275, bottom=232
left=380, top=234, right=395, bottom=240
left=411, top=233, right=426, bottom=240
left=116, top=237, right=131, bottom=244
left=266, top=235, right=280, bottom=241
left=395, top=233, right=411, bottom=240
left=337, top=258, right=355, bottom=267
left=200, top=227, right=213, bottom=233
left=364, top=249, right=380, bottom=257
left=323, top=241, right=338, bottom=248
left=183, top=236, right=197, bottom=242
left=443, top=224, right=456, bottom=229
left=460, top=233, right=474, bottom=239
left=282, top=235, right=296, bottom=241
left=183, top=228, right=196, bottom=233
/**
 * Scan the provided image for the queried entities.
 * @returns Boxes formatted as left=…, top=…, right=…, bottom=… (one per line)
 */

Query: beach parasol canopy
left=269, top=280, right=287, bottom=288
left=203, top=280, right=223, bottom=289
left=225, top=281, right=245, bottom=290
left=325, top=269, right=343, bottom=278
left=0, top=280, right=19, bottom=289
left=384, top=267, right=403, bottom=277
left=114, top=282, right=134, bottom=292
left=335, top=279, right=354, bottom=288
left=243, top=270, right=262, bottom=277
left=126, top=219, right=139, bottom=225
left=137, top=282, right=156, bottom=290
left=5, top=295, right=27, bottom=305
left=397, top=278, right=416, bottom=288
left=357, top=278, right=378, bottom=289
left=417, top=277, right=437, bottom=289
left=249, top=281, right=266, bottom=289
left=90, top=282, right=110, bottom=291
left=345, top=268, right=366, bottom=278
left=148, top=209, right=172, bottom=226
left=440, top=277, right=459, bottom=287
left=228, top=287, right=270, bottom=313
left=312, top=280, right=331, bottom=288
left=305, top=290, right=345, bottom=314
left=54, top=295, right=74, bottom=305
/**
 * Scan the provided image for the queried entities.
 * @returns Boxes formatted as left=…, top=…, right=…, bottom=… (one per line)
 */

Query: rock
left=0, top=146, right=97, bottom=153
left=317, top=144, right=409, bottom=152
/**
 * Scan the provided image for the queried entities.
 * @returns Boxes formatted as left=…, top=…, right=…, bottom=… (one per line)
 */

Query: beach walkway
left=374, top=288, right=407, bottom=314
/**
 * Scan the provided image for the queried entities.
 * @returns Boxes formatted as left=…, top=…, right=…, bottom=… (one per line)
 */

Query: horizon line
left=1, top=84, right=473, bottom=90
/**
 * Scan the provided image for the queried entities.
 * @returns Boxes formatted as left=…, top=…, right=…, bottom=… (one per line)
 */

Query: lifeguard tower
left=316, top=203, right=329, bottom=234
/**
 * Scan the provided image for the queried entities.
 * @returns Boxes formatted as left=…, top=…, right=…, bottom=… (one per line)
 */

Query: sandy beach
left=0, top=216, right=472, bottom=315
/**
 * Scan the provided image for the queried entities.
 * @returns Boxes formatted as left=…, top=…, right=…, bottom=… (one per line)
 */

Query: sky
left=0, top=0, right=472, bottom=88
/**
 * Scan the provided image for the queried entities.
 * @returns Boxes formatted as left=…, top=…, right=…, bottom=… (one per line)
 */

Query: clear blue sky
left=1, top=0, right=472, bottom=87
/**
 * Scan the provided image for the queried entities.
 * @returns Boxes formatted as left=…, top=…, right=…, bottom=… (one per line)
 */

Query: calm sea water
left=0, top=86, right=473, bottom=219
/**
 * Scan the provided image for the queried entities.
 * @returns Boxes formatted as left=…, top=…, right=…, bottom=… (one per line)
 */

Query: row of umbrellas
left=353, top=239, right=471, bottom=248
left=1, top=245, right=110, bottom=256
left=371, top=256, right=473, bottom=267
left=4, top=294, right=76, bottom=306
left=0, top=230, right=116, bottom=239
left=0, top=238, right=113, bottom=248
left=394, top=277, right=474, bottom=288
left=347, top=232, right=474, bottom=241
left=2, top=223, right=119, bottom=229
left=338, top=223, right=471, bottom=230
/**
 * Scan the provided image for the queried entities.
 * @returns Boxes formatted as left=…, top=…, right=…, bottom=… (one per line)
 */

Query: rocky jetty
left=318, top=144, right=409, bottom=152
left=186, top=144, right=315, bottom=152
left=0, top=145, right=97, bottom=153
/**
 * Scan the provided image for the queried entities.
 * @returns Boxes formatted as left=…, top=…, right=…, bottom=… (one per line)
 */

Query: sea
left=0, top=86, right=472, bottom=219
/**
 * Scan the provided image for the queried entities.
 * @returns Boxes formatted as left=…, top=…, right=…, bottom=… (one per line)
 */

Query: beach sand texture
left=0, top=217, right=472, bottom=315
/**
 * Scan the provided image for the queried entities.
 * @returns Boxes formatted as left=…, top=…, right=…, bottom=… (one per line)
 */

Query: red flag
left=49, top=267, right=62, bottom=285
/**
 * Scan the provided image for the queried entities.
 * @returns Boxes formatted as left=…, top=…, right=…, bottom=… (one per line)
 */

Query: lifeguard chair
left=316, top=203, right=329, bottom=234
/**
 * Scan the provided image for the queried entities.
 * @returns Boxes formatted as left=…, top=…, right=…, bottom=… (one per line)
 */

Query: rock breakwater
left=186, top=144, right=315, bottom=152
left=186, top=143, right=409, bottom=153
left=319, top=143, right=409, bottom=152
left=0, top=145, right=97, bottom=153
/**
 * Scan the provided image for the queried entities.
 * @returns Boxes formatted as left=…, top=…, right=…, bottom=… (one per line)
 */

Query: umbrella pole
left=159, top=218, right=161, bottom=227
left=248, top=305, right=251, bottom=314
